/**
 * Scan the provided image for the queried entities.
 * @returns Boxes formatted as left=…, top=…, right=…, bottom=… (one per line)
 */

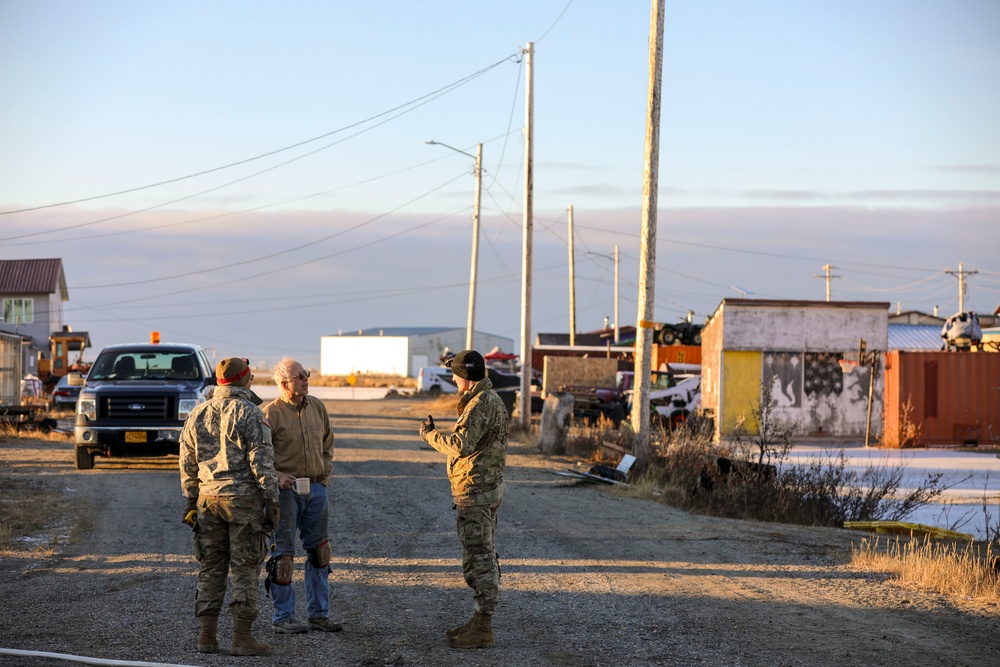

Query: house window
left=2, top=298, right=34, bottom=324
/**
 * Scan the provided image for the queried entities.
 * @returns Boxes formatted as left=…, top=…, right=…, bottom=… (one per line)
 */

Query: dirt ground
left=1, top=397, right=997, bottom=667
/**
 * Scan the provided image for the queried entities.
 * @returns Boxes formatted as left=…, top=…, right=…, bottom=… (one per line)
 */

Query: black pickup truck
left=73, top=342, right=216, bottom=469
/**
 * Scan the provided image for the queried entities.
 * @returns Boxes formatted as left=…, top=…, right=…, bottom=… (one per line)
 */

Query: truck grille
left=101, top=395, right=175, bottom=420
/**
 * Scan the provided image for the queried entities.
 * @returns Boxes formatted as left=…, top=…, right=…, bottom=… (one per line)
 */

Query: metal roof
left=332, top=327, right=462, bottom=337
left=0, top=258, right=68, bottom=299
left=887, top=324, right=942, bottom=351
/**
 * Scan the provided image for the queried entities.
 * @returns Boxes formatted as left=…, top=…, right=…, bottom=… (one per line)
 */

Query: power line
left=0, top=54, right=519, bottom=217
left=535, top=0, right=575, bottom=43
left=574, top=221, right=975, bottom=275
left=1, top=70, right=517, bottom=243
left=72, top=173, right=469, bottom=295
left=6, top=129, right=523, bottom=248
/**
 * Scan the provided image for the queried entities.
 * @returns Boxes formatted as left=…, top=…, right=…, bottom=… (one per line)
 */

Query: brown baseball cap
left=216, top=357, right=252, bottom=386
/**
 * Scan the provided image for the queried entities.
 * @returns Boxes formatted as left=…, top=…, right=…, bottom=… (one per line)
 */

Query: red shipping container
left=652, top=344, right=702, bottom=369
left=883, top=350, right=1000, bottom=446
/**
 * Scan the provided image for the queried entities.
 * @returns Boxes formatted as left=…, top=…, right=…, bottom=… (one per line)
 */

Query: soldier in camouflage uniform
left=419, top=349, right=509, bottom=649
left=179, top=357, right=280, bottom=656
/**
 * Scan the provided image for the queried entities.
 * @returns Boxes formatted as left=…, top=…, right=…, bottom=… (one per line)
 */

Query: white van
left=416, top=366, right=457, bottom=396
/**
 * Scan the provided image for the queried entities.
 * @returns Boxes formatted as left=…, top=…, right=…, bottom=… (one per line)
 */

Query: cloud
left=546, top=183, right=637, bottom=197
left=742, top=190, right=827, bottom=201
left=5, top=200, right=997, bottom=368
left=928, top=164, right=1000, bottom=174
left=847, top=189, right=1000, bottom=202
left=659, top=188, right=1000, bottom=204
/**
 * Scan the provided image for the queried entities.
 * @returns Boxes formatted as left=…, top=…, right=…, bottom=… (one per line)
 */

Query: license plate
left=125, top=431, right=147, bottom=443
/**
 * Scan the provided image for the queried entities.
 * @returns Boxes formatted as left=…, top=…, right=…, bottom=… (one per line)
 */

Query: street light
left=426, top=140, right=483, bottom=350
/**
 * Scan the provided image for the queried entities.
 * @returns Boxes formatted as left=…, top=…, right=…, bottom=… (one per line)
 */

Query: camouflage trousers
left=456, top=500, right=502, bottom=614
left=194, top=495, right=269, bottom=621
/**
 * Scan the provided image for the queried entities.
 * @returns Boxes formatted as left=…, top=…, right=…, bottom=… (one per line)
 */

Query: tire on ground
left=75, top=446, right=94, bottom=470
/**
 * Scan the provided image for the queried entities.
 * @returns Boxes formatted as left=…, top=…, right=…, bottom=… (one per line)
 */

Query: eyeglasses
left=288, top=370, right=310, bottom=382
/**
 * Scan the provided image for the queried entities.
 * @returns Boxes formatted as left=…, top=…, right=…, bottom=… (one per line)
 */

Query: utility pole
left=814, top=263, right=840, bottom=302
left=518, top=42, right=535, bottom=430
left=568, top=205, right=577, bottom=347
left=426, top=140, right=483, bottom=350
left=467, top=143, right=483, bottom=349
left=614, top=244, right=620, bottom=344
left=631, top=0, right=665, bottom=467
left=945, top=262, right=978, bottom=312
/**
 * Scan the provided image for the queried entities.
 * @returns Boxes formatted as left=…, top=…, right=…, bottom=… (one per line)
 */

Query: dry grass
left=286, top=372, right=416, bottom=389
left=0, top=424, right=69, bottom=442
left=420, top=394, right=462, bottom=415
left=563, top=415, right=634, bottom=461
left=852, top=536, right=1000, bottom=603
left=880, top=397, right=923, bottom=448
left=0, top=429, right=84, bottom=554
left=0, top=475, right=77, bottom=554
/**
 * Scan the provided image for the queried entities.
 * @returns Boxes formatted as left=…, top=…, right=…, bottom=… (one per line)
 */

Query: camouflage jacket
left=179, top=385, right=278, bottom=503
left=421, top=377, right=509, bottom=506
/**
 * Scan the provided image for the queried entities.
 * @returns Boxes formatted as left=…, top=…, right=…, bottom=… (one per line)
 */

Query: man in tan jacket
left=262, top=358, right=342, bottom=634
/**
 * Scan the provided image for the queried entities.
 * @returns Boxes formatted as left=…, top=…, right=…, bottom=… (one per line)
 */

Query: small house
left=701, top=299, right=889, bottom=442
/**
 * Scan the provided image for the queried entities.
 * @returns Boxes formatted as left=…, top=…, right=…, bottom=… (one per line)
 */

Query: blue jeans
left=270, top=483, right=331, bottom=622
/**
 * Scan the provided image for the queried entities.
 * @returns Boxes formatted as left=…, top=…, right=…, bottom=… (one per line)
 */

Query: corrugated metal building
left=701, top=299, right=889, bottom=442
left=884, top=351, right=1000, bottom=446
left=888, top=324, right=943, bottom=351
left=320, top=327, right=514, bottom=377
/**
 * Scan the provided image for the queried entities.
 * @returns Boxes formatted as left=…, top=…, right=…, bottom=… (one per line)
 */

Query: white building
left=320, top=327, right=515, bottom=377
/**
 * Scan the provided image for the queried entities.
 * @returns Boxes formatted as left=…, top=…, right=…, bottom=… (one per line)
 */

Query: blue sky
left=1, top=1, right=998, bottom=368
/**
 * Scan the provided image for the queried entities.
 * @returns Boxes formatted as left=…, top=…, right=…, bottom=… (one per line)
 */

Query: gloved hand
left=420, top=414, right=435, bottom=438
left=182, top=497, right=198, bottom=529
left=264, top=501, right=280, bottom=532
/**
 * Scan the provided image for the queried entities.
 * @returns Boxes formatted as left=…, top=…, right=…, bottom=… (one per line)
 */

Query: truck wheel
left=658, top=327, right=677, bottom=346
left=75, top=446, right=95, bottom=470
left=428, top=385, right=442, bottom=398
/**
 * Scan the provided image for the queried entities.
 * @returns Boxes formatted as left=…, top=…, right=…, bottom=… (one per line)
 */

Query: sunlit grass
left=0, top=476, right=77, bottom=554
left=852, top=536, right=1000, bottom=603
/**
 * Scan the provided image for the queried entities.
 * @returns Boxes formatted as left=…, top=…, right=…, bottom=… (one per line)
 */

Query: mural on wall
left=802, top=352, right=847, bottom=435
left=758, top=351, right=871, bottom=438
left=841, top=363, right=873, bottom=407
left=763, top=352, right=801, bottom=408
left=804, top=352, right=844, bottom=397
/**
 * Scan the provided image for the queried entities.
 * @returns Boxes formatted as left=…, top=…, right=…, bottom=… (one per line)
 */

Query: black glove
left=420, top=414, right=435, bottom=438
left=182, top=497, right=198, bottom=529
left=264, top=501, right=280, bottom=532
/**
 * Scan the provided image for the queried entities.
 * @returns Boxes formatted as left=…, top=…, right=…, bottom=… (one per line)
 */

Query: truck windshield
left=89, top=351, right=200, bottom=381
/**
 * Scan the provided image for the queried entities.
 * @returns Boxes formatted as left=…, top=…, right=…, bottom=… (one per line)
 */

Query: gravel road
left=1, top=397, right=997, bottom=667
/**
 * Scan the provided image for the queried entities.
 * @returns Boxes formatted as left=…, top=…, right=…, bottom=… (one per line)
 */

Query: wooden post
left=631, top=0, right=665, bottom=467
left=518, top=42, right=535, bottom=430
left=568, top=205, right=576, bottom=347
left=465, top=143, right=483, bottom=350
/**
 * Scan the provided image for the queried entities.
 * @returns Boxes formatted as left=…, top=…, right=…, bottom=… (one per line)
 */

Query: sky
left=1, top=0, right=998, bottom=370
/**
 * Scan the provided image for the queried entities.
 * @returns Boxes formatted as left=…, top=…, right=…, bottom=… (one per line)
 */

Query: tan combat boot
left=231, top=618, right=272, bottom=656
left=448, top=611, right=494, bottom=649
left=197, top=614, right=219, bottom=653
left=445, top=613, right=476, bottom=638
